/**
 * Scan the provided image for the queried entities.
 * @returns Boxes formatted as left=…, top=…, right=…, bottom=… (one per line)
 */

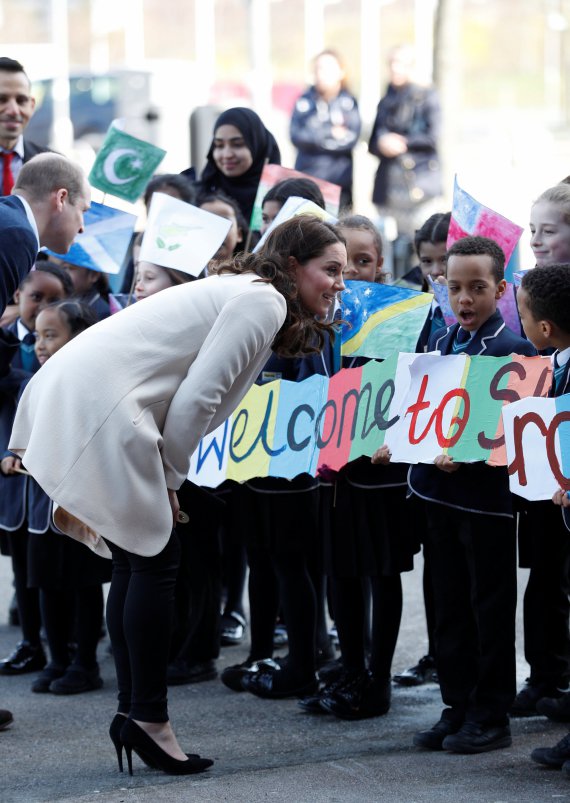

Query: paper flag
left=45, top=202, right=136, bottom=275
left=341, top=281, right=432, bottom=358
left=88, top=122, right=166, bottom=203
left=253, top=196, right=338, bottom=254
left=140, top=193, right=232, bottom=277
left=448, top=177, right=524, bottom=268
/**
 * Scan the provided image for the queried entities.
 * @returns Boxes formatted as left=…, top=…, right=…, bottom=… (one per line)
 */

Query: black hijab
left=199, top=107, right=281, bottom=223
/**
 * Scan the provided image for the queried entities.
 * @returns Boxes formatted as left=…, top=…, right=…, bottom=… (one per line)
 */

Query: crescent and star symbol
left=102, top=148, right=144, bottom=185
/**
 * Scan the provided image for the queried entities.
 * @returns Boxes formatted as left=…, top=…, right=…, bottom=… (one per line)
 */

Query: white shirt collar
left=555, top=346, right=570, bottom=367
left=16, top=318, right=32, bottom=341
left=1, top=135, right=24, bottom=158
left=14, top=194, right=40, bottom=250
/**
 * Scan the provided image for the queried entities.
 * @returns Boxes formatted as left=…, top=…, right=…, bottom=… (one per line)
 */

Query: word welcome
left=188, top=353, right=550, bottom=489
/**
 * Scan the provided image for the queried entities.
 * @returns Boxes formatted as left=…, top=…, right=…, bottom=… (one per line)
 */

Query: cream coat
left=9, top=273, right=286, bottom=558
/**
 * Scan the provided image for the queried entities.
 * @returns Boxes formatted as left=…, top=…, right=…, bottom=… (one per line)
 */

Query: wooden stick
left=11, top=467, right=30, bottom=476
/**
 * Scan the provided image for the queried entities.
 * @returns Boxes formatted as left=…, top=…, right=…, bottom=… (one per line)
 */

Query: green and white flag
left=88, top=123, right=166, bottom=203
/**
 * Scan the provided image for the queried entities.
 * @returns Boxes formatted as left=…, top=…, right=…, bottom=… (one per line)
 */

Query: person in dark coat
left=290, top=50, right=361, bottom=211
left=368, top=45, right=442, bottom=260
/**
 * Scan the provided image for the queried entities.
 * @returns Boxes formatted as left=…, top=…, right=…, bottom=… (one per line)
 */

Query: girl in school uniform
left=2, top=300, right=111, bottom=694
left=222, top=184, right=331, bottom=697
left=392, top=211, right=451, bottom=687
left=189, top=107, right=281, bottom=224
left=300, top=215, right=419, bottom=719
left=0, top=264, right=72, bottom=678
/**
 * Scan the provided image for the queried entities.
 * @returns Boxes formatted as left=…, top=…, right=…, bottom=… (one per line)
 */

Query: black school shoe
left=221, top=657, right=281, bottom=692
left=536, top=692, right=570, bottom=723
left=413, top=711, right=462, bottom=750
left=442, top=721, right=512, bottom=754
left=167, top=659, right=218, bottom=685
left=510, top=679, right=565, bottom=717
left=393, top=655, right=438, bottom=686
left=49, top=665, right=103, bottom=695
left=31, top=664, right=67, bottom=693
left=319, top=670, right=391, bottom=720
left=241, top=664, right=318, bottom=699
left=0, top=641, right=46, bottom=675
left=531, top=732, right=570, bottom=768
left=298, top=669, right=361, bottom=714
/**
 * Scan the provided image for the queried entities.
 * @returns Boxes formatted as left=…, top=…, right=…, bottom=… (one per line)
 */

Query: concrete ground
left=1, top=554, right=569, bottom=803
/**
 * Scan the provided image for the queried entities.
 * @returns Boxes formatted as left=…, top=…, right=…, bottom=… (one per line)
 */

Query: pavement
left=1, top=554, right=570, bottom=803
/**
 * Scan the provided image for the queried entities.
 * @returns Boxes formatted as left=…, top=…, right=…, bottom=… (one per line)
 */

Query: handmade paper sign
left=139, top=193, right=232, bottom=277
left=502, top=395, right=570, bottom=501
left=253, top=196, right=337, bottom=253
left=448, top=177, right=524, bottom=270
left=250, top=164, right=342, bottom=230
left=341, top=281, right=432, bottom=358
left=88, top=122, right=166, bottom=203
left=429, top=279, right=521, bottom=336
left=386, top=353, right=550, bottom=466
left=187, top=353, right=551, bottom=488
left=46, top=202, right=136, bottom=274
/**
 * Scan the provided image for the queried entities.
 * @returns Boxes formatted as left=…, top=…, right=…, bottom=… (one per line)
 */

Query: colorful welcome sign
left=503, top=395, right=570, bottom=501
left=188, top=353, right=551, bottom=490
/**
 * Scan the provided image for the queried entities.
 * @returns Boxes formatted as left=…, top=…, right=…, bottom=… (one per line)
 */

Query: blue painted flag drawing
left=341, top=281, right=432, bottom=358
left=46, top=202, right=136, bottom=274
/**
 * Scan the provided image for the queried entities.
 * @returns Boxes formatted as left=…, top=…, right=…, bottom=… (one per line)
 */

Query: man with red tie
left=0, top=57, right=47, bottom=197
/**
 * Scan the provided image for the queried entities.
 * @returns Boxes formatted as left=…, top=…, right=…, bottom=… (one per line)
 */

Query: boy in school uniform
left=512, top=264, right=570, bottom=719
left=516, top=264, right=570, bottom=775
left=409, top=236, right=536, bottom=754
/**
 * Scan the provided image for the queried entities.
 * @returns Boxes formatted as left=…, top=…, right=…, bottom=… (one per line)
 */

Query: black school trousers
left=106, top=531, right=181, bottom=722
left=424, top=502, right=517, bottom=725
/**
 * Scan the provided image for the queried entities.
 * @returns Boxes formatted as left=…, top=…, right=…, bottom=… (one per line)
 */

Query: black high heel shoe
left=110, top=713, right=200, bottom=772
left=120, top=718, right=214, bottom=776
left=109, top=714, right=127, bottom=772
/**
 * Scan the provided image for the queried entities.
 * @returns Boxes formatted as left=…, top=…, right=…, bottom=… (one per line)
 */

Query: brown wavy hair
left=219, top=215, right=345, bottom=357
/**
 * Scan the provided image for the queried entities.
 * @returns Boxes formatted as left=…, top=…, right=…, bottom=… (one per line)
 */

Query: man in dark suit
left=0, top=56, right=48, bottom=195
left=0, top=152, right=90, bottom=326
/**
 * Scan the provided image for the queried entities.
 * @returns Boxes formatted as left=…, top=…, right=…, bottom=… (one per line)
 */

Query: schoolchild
left=299, top=215, right=416, bottom=719
left=198, top=190, right=247, bottom=263
left=511, top=268, right=570, bottom=777
left=260, top=178, right=325, bottom=236
left=219, top=186, right=326, bottom=692
left=223, top=218, right=347, bottom=699
left=5, top=301, right=111, bottom=693
left=409, top=236, right=536, bottom=754
left=61, top=261, right=110, bottom=320
left=511, top=185, right=570, bottom=716
left=393, top=212, right=451, bottom=687
left=0, top=264, right=71, bottom=676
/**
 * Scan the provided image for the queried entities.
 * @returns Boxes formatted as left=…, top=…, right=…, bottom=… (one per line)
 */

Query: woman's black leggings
left=105, top=531, right=181, bottom=722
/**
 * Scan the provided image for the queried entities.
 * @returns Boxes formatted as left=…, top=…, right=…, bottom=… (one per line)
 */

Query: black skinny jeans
left=105, top=531, right=181, bottom=722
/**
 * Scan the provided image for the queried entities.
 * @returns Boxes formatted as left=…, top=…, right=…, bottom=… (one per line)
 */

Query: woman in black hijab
left=195, top=107, right=281, bottom=224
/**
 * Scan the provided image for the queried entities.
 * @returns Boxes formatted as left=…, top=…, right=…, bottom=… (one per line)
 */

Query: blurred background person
left=368, top=45, right=442, bottom=279
left=290, top=50, right=360, bottom=212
